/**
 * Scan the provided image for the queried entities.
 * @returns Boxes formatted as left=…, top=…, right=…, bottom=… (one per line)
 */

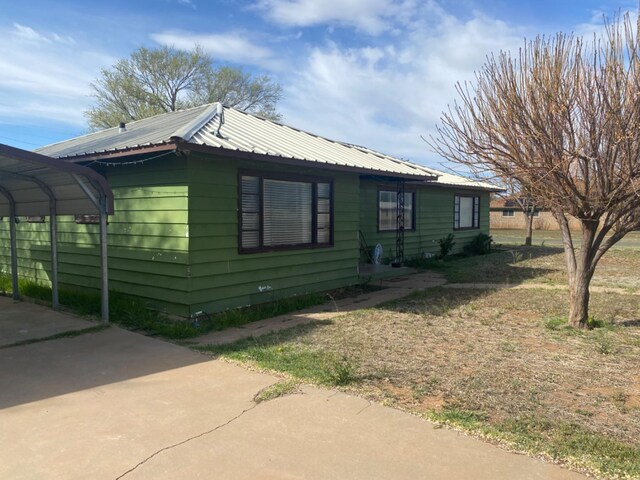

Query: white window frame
left=378, top=189, right=415, bottom=232
left=454, top=194, right=480, bottom=230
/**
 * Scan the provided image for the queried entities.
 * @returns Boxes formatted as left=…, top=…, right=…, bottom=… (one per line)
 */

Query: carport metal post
left=99, top=194, right=109, bottom=323
left=0, top=186, right=19, bottom=300
left=49, top=199, right=59, bottom=310
left=72, top=173, right=109, bottom=323
left=8, top=195, right=19, bottom=300
left=9, top=207, right=20, bottom=300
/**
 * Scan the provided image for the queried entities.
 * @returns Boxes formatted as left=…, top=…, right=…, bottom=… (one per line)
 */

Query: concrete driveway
left=0, top=323, right=586, bottom=479
left=0, top=296, right=100, bottom=347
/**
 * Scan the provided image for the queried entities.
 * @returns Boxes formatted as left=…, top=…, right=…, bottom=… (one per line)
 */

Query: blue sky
left=0, top=0, right=635, bottom=168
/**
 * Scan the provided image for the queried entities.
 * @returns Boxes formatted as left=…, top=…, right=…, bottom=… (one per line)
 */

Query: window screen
left=240, top=175, right=332, bottom=251
left=263, top=179, right=313, bottom=246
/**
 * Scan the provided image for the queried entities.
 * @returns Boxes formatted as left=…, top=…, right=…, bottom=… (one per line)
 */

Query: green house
left=0, top=104, right=498, bottom=317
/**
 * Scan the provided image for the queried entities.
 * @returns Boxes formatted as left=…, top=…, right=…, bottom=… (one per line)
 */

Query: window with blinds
left=454, top=194, right=480, bottom=230
left=240, top=174, right=333, bottom=252
left=378, top=190, right=414, bottom=231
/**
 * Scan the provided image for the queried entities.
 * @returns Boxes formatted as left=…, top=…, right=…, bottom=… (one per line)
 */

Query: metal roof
left=346, top=144, right=500, bottom=191
left=36, top=103, right=497, bottom=189
left=36, top=106, right=213, bottom=160
left=0, top=144, right=114, bottom=216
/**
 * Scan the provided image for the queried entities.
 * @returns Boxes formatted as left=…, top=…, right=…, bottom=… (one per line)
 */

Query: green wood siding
left=0, top=151, right=491, bottom=318
left=186, top=153, right=360, bottom=315
left=358, top=179, right=490, bottom=262
left=0, top=156, right=192, bottom=316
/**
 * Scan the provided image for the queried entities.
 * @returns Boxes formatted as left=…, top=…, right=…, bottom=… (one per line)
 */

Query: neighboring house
left=490, top=197, right=581, bottom=231
left=0, top=104, right=498, bottom=317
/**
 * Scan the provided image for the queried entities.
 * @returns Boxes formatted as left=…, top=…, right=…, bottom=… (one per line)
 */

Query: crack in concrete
left=355, top=401, right=372, bottom=416
left=114, top=402, right=259, bottom=479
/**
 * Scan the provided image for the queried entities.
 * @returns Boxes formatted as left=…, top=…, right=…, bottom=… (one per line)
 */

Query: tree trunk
left=568, top=268, right=590, bottom=328
left=524, top=212, right=533, bottom=246
left=567, top=221, right=598, bottom=329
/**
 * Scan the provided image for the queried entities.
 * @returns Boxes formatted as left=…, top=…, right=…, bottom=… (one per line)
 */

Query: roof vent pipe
left=118, top=122, right=126, bottom=133
left=215, top=103, right=225, bottom=137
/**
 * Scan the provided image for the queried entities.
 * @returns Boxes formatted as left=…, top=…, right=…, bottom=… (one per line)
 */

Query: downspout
left=72, top=173, right=109, bottom=323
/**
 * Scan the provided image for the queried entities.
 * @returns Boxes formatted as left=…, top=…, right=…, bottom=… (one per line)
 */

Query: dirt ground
left=323, top=288, right=640, bottom=445
left=215, top=246, right=640, bottom=478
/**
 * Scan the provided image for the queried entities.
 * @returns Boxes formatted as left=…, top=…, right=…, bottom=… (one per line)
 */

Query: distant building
left=489, top=197, right=581, bottom=231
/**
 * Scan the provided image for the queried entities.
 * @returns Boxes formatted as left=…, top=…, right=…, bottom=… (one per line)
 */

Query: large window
left=454, top=194, right=480, bottom=230
left=239, top=174, right=332, bottom=252
left=378, top=190, right=414, bottom=231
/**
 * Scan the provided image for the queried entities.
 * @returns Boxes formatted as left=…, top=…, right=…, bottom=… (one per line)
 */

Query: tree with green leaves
left=85, top=46, right=282, bottom=129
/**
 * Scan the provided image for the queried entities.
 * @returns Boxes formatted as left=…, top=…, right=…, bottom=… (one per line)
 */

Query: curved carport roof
left=0, top=144, right=114, bottom=322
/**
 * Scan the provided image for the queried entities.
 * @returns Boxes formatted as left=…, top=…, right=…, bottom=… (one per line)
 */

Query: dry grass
left=338, top=289, right=640, bottom=444
left=207, top=247, right=640, bottom=478
left=435, top=245, right=640, bottom=289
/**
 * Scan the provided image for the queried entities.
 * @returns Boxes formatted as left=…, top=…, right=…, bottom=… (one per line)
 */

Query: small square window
left=502, top=209, right=515, bottom=217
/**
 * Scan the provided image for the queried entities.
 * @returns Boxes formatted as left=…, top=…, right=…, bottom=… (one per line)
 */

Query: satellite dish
left=373, top=243, right=383, bottom=265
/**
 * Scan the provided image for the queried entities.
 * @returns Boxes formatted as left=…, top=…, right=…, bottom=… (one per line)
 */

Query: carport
left=0, top=144, right=114, bottom=321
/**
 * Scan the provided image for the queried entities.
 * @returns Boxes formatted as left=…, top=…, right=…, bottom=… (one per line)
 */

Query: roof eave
left=176, top=142, right=439, bottom=181
left=58, top=142, right=179, bottom=162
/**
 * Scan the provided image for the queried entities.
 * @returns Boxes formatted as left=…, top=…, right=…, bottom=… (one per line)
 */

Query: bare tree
left=496, top=180, right=537, bottom=246
left=431, top=13, right=640, bottom=328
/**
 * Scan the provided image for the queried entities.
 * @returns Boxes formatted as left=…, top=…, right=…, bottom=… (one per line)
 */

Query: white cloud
left=253, top=0, right=416, bottom=35
left=573, top=7, right=638, bottom=38
left=278, top=5, right=525, bottom=166
left=12, top=23, right=75, bottom=45
left=177, top=0, right=197, bottom=9
left=150, top=30, right=281, bottom=69
left=12, top=23, right=50, bottom=43
left=0, top=24, right=112, bottom=128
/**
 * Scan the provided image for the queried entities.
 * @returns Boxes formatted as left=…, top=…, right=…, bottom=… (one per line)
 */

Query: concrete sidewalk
left=0, top=326, right=586, bottom=480
left=194, top=271, right=446, bottom=346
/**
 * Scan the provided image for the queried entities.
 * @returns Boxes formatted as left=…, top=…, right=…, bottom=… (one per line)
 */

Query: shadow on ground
left=376, top=286, right=496, bottom=316
left=0, top=327, right=208, bottom=409
left=424, top=246, right=564, bottom=285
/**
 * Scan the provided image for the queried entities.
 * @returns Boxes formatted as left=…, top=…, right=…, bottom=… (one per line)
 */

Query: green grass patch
left=429, top=407, right=489, bottom=429
left=0, top=325, right=109, bottom=349
left=206, top=292, right=328, bottom=330
left=199, top=335, right=358, bottom=387
left=253, top=380, right=300, bottom=404
left=427, top=408, right=640, bottom=479
left=0, top=273, right=381, bottom=340
left=544, top=317, right=568, bottom=331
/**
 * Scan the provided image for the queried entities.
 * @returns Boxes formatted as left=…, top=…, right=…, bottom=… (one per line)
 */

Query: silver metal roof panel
left=36, top=103, right=497, bottom=188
